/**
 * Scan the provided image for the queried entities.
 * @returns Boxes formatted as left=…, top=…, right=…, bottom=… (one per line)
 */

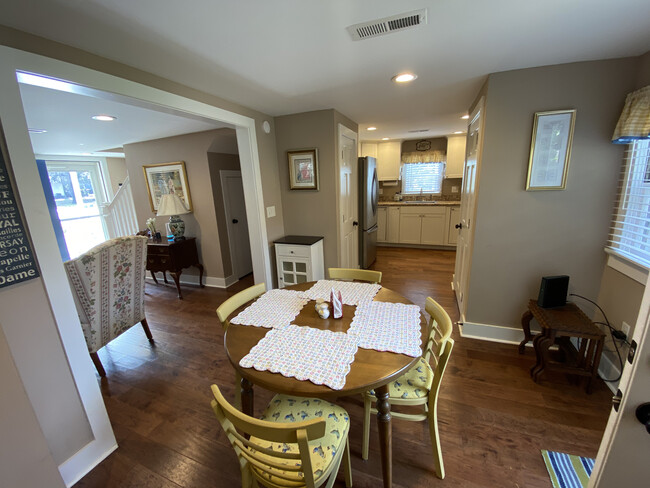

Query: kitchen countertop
left=378, top=201, right=460, bottom=206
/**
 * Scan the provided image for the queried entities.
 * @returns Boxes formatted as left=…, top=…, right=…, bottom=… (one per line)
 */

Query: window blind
left=607, top=140, right=650, bottom=267
left=401, top=161, right=445, bottom=194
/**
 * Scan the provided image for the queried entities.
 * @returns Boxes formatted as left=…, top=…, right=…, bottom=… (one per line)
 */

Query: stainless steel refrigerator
left=359, top=156, right=379, bottom=268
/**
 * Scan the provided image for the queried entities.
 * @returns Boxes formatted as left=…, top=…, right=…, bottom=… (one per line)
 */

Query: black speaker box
left=537, top=275, right=569, bottom=308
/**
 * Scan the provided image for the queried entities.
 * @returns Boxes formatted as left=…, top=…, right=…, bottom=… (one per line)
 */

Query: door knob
left=636, top=403, right=650, bottom=434
left=455, top=223, right=463, bottom=229
left=612, top=389, right=623, bottom=412
left=232, top=219, right=239, bottom=224
left=353, top=221, right=359, bottom=226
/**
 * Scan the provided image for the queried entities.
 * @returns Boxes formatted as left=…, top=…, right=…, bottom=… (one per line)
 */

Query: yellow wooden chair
left=216, top=282, right=266, bottom=409
left=211, top=384, right=353, bottom=488
left=361, top=297, right=454, bottom=479
left=328, top=268, right=382, bottom=284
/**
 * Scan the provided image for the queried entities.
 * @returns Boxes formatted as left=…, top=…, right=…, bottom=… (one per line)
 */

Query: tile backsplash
left=379, top=177, right=462, bottom=202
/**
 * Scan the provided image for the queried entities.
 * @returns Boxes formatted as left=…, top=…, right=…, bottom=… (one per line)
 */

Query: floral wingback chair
left=64, top=235, right=153, bottom=376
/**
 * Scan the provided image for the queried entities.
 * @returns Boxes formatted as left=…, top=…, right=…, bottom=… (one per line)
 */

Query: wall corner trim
left=459, top=321, right=532, bottom=344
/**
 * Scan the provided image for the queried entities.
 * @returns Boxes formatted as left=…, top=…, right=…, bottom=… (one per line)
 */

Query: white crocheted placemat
left=301, top=279, right=381, bottom=306
left=239, top=324, right=359, bottom=390
left=230, top=289, right=308, bottom=329
left=348, top=301, right=423, bottom=357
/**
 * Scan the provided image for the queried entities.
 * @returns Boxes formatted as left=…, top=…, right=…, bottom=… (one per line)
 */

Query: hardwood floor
left=75, top=247, right=611, bottom=487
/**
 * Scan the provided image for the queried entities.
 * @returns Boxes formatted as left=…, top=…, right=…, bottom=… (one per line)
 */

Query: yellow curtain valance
left=401, top=150, right=446, bottom=163
left=612, top=85, right=650, bottom=144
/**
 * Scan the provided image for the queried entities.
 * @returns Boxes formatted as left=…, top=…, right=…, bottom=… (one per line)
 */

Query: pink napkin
left=330, top=288, right=343, bottom=319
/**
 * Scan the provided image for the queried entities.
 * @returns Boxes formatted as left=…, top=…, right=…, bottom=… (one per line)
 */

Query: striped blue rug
left=542, top=450, right=595, bottom=488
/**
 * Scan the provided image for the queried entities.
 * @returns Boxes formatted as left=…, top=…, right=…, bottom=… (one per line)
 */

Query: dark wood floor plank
left=75, top=247, right=610, bottom=487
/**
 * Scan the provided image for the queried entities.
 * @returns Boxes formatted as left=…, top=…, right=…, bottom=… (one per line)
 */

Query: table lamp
left=157, top=193, right=190, bottom=240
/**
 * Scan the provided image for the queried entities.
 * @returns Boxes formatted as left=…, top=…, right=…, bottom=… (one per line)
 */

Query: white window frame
left=401, top=161, right=445, bottom=195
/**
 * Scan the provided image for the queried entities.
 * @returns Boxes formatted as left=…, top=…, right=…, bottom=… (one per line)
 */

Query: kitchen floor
left=75, top=247, right=611, bottom=488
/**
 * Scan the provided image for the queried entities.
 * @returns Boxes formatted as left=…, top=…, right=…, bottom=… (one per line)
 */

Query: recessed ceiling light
left=81, top=152, right=92, bottom=156
left=28, top=128, right=47, bottom=133
left=392, top=72, right=417, bottom=83
left=367, top=127, right=377, bottom=131
left=461, top=114, right=470, bottom=120
left=454, top=131, right=464, bottom=134
left=92, top=115, right=116, bottom=122
left=381, top=137, right=390, bottom=140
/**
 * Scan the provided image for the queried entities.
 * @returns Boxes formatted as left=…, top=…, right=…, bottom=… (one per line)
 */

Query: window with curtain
left=607, top=140, right=650, bottom=267
left=401, top=150, right=446, bottom=194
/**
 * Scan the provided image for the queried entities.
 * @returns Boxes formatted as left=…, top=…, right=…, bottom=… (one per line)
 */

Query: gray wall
left=275, top=109, right=358, bottom=271
left=105, top=156, right=127, bottom=194
left=466, top=57, right=639, bottom=328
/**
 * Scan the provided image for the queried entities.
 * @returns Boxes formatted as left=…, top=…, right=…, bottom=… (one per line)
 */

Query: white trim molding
left=605, top=248, right=648, bottom=285
left=146, top=272, right=238, bottom=289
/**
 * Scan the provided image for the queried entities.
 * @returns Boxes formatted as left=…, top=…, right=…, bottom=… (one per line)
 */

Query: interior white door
left=453, top=98, right=484, bottom=322
left=221, top=170, right=253, bottom=279
left=338, top=124, right=359, bottom=268
left=589, top=278, right=650, bottom=487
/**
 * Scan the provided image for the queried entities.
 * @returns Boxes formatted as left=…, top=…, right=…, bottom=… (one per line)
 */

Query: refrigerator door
left=361, top=224, right=378, bottom=269
left=361, top=157, right=378, bottom=230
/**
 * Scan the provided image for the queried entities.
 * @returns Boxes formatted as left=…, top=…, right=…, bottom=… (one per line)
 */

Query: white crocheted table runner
left=348, top=301, right=423, bottom=357
left=301, top=279, right=381, bottom=306
left=230, top=289, right=308, bottom=329
left=239, top=324, right=359, bottom=390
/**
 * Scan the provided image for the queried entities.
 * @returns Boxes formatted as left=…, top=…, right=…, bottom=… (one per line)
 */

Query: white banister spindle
left=101, top=176, right=139, bottom=238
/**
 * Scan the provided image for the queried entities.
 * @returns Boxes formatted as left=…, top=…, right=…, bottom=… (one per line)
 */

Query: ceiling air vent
left=347, top=9, right=427, bottom=41
left=408, top=129, right=430, bottom=133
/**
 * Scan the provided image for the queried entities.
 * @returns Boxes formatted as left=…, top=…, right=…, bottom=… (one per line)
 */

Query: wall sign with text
left=0, top=131, right=40, bottom=288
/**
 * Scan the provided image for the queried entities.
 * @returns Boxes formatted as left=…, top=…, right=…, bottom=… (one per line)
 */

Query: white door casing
left=221, top=170, right=253, bottom=280
left=454, top=97, right=484, bottom=323
left=589, top=275, right=650, bottom=487
left=338, top=124, right=358, bottom=268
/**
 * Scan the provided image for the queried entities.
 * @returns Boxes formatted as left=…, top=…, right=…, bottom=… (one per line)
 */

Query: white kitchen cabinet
left=386, top=206, right=401, bottom=243
left=445, top=135, right=467, bottom=179
left=274, top=236, right=324, bottom=288
left=446, top=205, right=460, bottom=245
left=361, top=142, right=378, bottom=158
left=376, top=141, right=401, bottom=181
left=377, top=207, right=387, bottom=242
left=399, top=206, right=448, bottom=245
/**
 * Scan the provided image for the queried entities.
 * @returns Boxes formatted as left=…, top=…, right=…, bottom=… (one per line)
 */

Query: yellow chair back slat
left=216, top=282, right=266, bottom=329
left=328, top=267, right=382, bottom=283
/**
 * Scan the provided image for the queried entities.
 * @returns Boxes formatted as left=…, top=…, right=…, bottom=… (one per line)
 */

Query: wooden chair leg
left=427, top=402, right=445, bottom=479
left=90, top=352, right=106, bottom=377
left=234, top=371, right=242, bottom=410
left=141, top=318, right=154, bottom=341
left=343, top=437, right=353, bottom=487
left=361, top=393, right=372, bottom=460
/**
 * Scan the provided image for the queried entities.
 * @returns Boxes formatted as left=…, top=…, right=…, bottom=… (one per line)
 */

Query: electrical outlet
left=451, top=186, right=459, bottom=193
left=622, top=321, right=631, bottom=339
left=266, top=206, right=276, bottom=218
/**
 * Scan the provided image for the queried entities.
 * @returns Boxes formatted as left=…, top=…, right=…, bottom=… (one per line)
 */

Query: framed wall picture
left=526, top=109, right=576, bottom=190
left=143, top=161, right=193, bottom=212
left=287, top=149, right=319, bottom=190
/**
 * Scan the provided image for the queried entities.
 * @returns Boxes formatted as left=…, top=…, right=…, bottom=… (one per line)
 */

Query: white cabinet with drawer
left=274, top=236, right=324, bottom=288
left=398, top=206, right=448, bottom=245
left=386, top=206, right=401, bottom=243
left=446, top=205, right=460, bottom=245
left=377, top=207, right=387, bottom=242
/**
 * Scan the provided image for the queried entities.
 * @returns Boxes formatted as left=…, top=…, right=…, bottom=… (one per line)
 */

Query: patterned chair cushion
left=64, top=236, right=148, bottom=353
left=252, top=395, right=350, bottom=484
left=370, top=357, right=434, bottom=400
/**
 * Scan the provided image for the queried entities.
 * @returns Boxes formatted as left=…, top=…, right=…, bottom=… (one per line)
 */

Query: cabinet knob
left=232, top=219, right=239, bottom=224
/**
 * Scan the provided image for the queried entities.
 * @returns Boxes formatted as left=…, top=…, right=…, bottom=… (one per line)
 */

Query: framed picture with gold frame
left=287, top=149, right=319, bottom=190
left=143, top=161, right=193, bottom=212
left=526, top=109, right=576, bottom=190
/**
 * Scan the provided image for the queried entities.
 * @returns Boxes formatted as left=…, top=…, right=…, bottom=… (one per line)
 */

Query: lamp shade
left=157, top=194, right=190, bottom=217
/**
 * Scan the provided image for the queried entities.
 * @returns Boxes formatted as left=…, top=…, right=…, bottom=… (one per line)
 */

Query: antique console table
left=520, top=299, right=605, bottom=393
left=146, top=237, right=204, bottom=299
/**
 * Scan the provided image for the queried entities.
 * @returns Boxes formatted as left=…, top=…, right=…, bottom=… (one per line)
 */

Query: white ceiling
left=4, top=0, right=650, bottom=142
left=18, top=83, right=227, bottom=157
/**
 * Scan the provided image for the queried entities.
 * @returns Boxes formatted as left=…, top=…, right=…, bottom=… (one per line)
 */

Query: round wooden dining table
left=223, top=281, right=428, bottom=488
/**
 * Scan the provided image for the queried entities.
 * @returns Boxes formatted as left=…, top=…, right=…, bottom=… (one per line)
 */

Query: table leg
left=150, top=270, right=159, bottom=284
left=519, top=309, right=534, bottom=354
left=375, top=384, right=392, bottom=488
left=587, top=338, right=604, bottom=394
left=162, top=271, right=169, bottom=284
left=241, top=377, right=254, bottom=417
left=170, top=271, right=183, bottom=299
left=532, top=330, right=555, bottom=383
left=195, top=263, right=205, bottom=288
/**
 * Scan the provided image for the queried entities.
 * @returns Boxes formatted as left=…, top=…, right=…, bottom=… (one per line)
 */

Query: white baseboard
left=462, top=321, right=622, bottom=393
left=59, top=439, right=117, bottom=487
left=146, top=272, right=238, bottom=289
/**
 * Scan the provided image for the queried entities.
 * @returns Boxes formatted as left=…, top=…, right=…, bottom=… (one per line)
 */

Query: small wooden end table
left=146, top=237, right=204, bottom=299
left=520, top=299, right=605, bottom=393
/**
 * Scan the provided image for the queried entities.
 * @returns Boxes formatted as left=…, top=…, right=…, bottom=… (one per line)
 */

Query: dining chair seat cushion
left=254, top=394, right=350, bottom=484
left=370, top=357, right=434, bottom=399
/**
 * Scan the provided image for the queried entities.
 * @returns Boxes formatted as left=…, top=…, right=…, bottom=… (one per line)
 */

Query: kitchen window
left=401, top=161, right=445, bottom=195
left=606, top=139, right=650, bottom=273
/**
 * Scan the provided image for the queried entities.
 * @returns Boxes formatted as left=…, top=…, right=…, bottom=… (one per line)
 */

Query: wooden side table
left=521, top=299, right=605, bottom=393
left=147, top=237, right=204, bottom=299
